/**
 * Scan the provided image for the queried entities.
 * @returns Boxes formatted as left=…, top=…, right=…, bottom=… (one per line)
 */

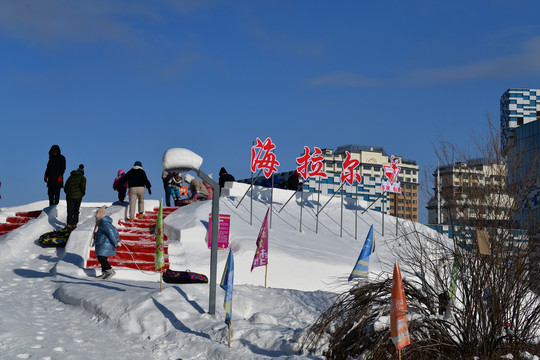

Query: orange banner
left=390, top=261, right=411, bottom=351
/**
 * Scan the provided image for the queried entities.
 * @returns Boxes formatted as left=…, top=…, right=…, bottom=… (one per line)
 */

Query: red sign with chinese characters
left=296, top=146, right=328, bottom=180
left=340, top=151, right=362, bottom=185
left=382, top=155, right=402, bottom=194
left=251, top=137, right=280, bottom=179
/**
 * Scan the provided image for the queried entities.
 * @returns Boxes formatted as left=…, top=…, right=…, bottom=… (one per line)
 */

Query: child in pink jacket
left=112, top=170, right=128, bottom=205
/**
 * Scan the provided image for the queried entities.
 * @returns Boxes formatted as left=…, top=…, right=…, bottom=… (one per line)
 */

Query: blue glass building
left=500, top=88, right=540, bottom=226
left=500, top=88, right=540, bottom=291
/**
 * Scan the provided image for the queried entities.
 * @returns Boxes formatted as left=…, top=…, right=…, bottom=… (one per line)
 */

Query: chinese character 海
left=251, top=137, right=280, bottom=178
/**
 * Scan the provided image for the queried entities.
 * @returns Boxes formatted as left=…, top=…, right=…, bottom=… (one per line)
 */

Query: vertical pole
left=250, top=169, right=254, bottom=226
left=382, top=192, right=385, bottom=236
left=265, top=265, right=268, bottom=288
left=395, top=192, right=398, bottom=236
left=437, top=163, right=441, bottom=225
left=355, top=182, right=358, bottom=240
left=340, top=185, right=344, bottom=238
left=299, top=182, right=304, bottom=233
left=316, top=177, right=321, bottom=234
left=270, top=175, right=274, bottom=229
left=228, top=321, right=231, bottom=348
left=202, top=173, right=219, bottom=316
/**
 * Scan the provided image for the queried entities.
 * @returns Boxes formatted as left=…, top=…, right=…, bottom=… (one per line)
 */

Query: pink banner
left=208, top=214, right=230, bottom=250
left=251, top=208, right=269, bottom=271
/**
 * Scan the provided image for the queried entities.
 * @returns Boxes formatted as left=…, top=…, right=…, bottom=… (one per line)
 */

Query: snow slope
left=0, top=182, right=434, bottom=359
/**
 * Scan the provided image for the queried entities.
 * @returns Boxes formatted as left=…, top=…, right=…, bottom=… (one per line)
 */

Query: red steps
left=0, top=211, right=42, bottom=236
left=86, top=207, right=178, bottom=272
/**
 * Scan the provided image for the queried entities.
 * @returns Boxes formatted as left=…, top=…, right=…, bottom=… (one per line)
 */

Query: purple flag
left=251, top=208, right=269, bottom=271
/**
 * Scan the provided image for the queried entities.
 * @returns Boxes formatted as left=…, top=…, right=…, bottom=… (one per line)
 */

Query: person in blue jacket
left=92, top=206, right=120, bottom=280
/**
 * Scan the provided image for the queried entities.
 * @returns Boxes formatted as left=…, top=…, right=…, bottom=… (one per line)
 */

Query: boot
left=138, top=213, right=144, bottom=219
left=102, top=269, right=116, bottom=280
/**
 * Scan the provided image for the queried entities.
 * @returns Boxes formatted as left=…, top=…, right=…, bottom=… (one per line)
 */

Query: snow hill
left=0, top=182, right=438, bottom=359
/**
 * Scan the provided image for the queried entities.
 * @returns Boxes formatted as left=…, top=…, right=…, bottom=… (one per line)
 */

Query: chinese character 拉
left=296, top=146, right=328, bottom=180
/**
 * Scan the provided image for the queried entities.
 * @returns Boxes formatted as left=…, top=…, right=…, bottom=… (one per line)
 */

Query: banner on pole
left=390, top=261, right=411, bottom=351
left=155, top=201, right=166, bottom=272
left=382, top=155, right=402, bottom=194
left=220, top=249, right=234, bottom=325
left=251, top=208, right=269, bottom=271
left=348, top=225, right=375, bottom=280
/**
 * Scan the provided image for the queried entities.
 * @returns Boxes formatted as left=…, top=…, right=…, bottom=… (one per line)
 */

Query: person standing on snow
left=218, top=167, right=235, bottom=190
left=112, top=169, right=128, bottom=205
left=44, top=145, right=66, bottom=206
left=64, top=164, right=86, bottom=230
left=161, top=170, right=175, bottom=207
left=119, top=161, right=152, bottom=221
left=91, top=206, right=120, bottom=280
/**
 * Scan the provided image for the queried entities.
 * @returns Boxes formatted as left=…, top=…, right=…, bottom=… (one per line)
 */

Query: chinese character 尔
left=340, top=151, right=362, bottom=185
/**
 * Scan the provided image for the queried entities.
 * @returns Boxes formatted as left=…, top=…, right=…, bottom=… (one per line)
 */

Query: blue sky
left=2, top=0, right=540, bottom=222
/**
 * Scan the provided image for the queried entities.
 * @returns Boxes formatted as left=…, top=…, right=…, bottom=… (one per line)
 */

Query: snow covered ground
left=0, top=182, right=433, bottom=359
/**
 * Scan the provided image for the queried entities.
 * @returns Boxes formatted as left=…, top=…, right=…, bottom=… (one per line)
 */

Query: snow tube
left=162, top=269, right=208, bottom=284
left=38, top=229, right=72, bottom=248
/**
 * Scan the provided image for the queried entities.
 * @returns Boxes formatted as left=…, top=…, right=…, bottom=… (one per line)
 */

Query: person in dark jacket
left=119, top=161, right=152, bottom=221
left=64, top=164, right=86, bottom=230
left=91, top=206, right=120, bottom=280
left=162, top=170, right=175, bottom=207
left=44, top=145, right=66, bottom=206
left=218, top=167, right=235, bottom=190
left=287, top=171, right=302, bottom=191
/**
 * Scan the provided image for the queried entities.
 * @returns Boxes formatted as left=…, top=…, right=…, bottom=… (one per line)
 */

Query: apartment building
left=427, top=158, right=512, bottom=227
left=304, top=145, right=420, bottom=221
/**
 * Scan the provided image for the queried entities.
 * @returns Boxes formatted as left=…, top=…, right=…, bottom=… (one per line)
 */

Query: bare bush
left=303, top=120, right=540, bottom=359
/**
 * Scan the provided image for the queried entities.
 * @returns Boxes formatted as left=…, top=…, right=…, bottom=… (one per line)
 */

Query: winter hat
left=134, top=161, right=142, bottom=167
left=78, top=164, right=84, bottom=174
left=95, top=206, right=106, bottom=222
left=49, top=145, right=61, bottom=156
left=219, top=167, right=227, bottom=176
left=117, top=169, right=125, bottom=176
left=184, top=174, right=194, bottom=183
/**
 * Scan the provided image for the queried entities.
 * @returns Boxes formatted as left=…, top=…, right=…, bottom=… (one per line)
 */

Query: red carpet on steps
left=0, top=211, right=42, bottom=236
left=85, top=207, right=178, bottom=272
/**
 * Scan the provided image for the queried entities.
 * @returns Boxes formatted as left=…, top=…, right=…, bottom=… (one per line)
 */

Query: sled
left=38, top=228, right=72, bottom=248
left=162, top=269, right=208, bottom=284
left=174, top=198, right=203, bottom=207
